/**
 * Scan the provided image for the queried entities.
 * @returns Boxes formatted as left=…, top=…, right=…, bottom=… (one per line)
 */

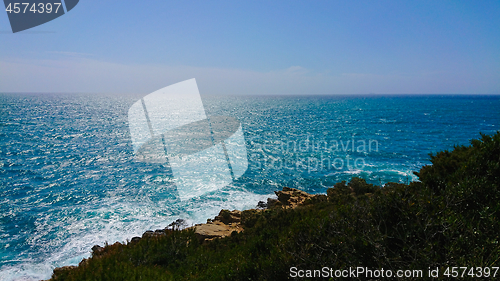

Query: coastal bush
left=51, top=132, right=500, bottom=281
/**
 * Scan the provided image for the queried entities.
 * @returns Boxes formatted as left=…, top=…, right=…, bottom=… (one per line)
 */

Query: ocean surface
left=1, top=93, right=499, bottom=280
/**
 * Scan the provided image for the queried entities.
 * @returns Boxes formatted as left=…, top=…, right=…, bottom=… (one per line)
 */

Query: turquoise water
left=1, top=93, right=499, bottom=280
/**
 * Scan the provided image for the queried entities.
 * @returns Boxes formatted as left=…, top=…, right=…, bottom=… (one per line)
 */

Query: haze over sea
left=1, top=93, right=499, bottom=280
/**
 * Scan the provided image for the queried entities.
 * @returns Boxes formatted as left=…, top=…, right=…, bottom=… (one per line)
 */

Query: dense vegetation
left=51, top=132, right=500, bottom=280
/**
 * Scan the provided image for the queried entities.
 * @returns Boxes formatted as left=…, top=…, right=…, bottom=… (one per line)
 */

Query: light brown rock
left=192, top=221, right=242, bottom=240
left=187, top=187, right=323, bottom=242
left=274, top=186, right=318, bottom=208
left=190, top=209, right=243, bottom=241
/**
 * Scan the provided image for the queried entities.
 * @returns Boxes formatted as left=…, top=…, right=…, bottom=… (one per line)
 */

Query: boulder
left=214, top=209, right=241, bottom=224
left=167, top=218, right=189, bottom=230
left=189, top=210, right=244, bottom=241
left=257, top=201, right=267, bottom=209
left=91, top=245, right=104, bottom=255
left=273, top=187, right=317, bottom=208
left=192, top=221, right=242, bottom=241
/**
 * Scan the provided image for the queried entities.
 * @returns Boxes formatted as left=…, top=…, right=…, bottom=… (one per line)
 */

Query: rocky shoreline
left=189, top=186, right=322, bottom=241
left=46, top=132, right=500, bottom=280
left=50, top=187, right=323, bottom=279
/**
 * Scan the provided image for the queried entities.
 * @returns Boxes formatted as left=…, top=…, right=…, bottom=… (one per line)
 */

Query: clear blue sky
left=1, top=0, right=499, bottom=95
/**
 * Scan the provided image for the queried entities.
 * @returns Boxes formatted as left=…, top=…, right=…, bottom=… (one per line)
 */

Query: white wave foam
left=0, top=187, right=275, bottom=281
